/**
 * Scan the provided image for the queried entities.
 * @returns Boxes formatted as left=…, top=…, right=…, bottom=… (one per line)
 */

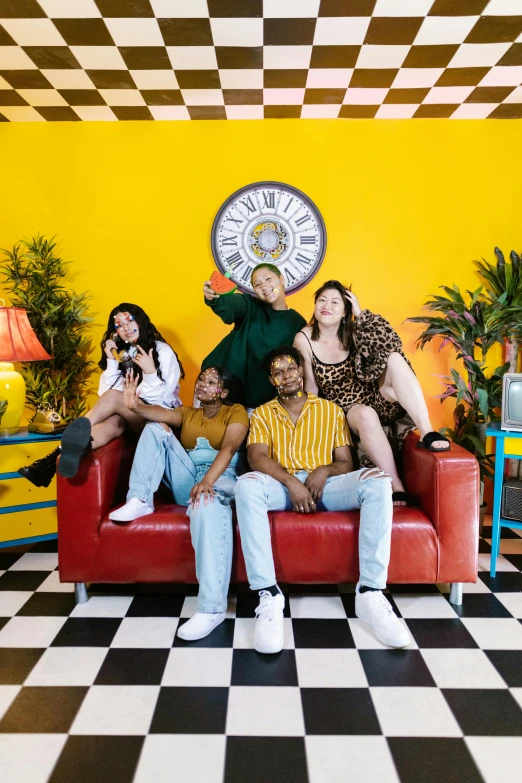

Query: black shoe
left=57, top=418, right=93, bottom=479
left=18, top=447, right=61, bottom=488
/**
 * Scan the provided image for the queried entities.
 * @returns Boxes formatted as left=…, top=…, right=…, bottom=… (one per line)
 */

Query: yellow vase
left=0, top=362, right=26, bottom=436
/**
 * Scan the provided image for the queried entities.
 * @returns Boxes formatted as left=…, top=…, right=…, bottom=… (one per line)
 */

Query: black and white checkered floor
left=1, top=522, right=521, bottom=783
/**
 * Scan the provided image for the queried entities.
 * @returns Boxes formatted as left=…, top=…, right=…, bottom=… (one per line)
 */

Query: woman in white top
left=18, top=302, right=183, bottom=486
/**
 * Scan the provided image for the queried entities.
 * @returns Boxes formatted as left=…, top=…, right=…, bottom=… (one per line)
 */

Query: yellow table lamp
left=0, top=304, right=51, bottom=436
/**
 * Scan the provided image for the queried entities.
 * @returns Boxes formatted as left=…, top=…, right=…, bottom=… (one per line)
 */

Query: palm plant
left=408, top=284, right=508, bottom=364
left=475, top=247, right=522, bottom=478
left=475, top=246, right=522, bottom=370
left=408, top=285, right=511, bottom=496
left=1, top=235, right=93, bottom=421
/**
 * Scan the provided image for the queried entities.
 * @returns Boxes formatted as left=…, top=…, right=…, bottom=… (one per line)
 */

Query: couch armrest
left=57, top=435, right=135, bottom=582
left=403, top=431, right=479, bottom=583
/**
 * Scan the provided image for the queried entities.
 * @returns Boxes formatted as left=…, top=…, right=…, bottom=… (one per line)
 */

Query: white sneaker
left=355, top=587, right=411, bottom=648
left=177, top=612, right=226, bottom=641
left=109, top=497, right=154, bottom=522
left=254, top=589, right=285, bottom=654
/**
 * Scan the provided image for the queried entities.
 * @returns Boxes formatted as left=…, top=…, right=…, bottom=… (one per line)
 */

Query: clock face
left=211, top=182, right=327, bottom=294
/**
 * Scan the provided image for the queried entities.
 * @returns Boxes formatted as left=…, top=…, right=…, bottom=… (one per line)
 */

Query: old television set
left=501, top=373, right=522, bottom=432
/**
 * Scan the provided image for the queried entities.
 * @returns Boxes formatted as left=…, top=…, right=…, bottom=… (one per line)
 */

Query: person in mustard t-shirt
left=110, top=366, right=248, bottom=642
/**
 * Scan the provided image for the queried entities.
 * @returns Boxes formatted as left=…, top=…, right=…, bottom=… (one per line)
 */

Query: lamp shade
left=0, top=306, right=51, bottom=362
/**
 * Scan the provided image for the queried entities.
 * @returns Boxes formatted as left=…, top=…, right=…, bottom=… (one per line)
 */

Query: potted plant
left=408, top=284, right=512, bottom=533
left=1, top=235, right=93, bottom=425
left=476, top=247, right=522, bottom=478
left=476, top=247, right=522, bottom=370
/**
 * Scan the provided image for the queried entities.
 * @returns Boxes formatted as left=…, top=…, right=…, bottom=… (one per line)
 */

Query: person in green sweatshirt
left=202, top=263, right=306, bottom=411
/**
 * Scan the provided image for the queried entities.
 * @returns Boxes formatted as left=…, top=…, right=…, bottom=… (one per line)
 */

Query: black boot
left=58, top=417, right=93, bottom=479
left=18, top=447, right=61, bottom=488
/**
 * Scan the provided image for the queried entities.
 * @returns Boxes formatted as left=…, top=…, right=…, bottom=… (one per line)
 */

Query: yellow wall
left=1, top=119, right=521, bottom=430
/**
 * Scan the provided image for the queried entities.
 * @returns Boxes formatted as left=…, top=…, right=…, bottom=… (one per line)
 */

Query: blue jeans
left=233, top=469, right=393, bottom=591
left=127, top=422, right=243, bottom=613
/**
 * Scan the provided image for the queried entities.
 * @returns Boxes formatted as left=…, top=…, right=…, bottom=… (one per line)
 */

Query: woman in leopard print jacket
left=294, top=279, right=449, bottom=505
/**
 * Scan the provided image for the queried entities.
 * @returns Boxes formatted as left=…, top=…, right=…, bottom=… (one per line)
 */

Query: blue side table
left=487, top=422, right=522, bottom=576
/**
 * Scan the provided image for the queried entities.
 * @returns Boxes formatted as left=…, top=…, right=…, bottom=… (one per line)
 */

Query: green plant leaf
left=1, top=234, right=93, bottom=416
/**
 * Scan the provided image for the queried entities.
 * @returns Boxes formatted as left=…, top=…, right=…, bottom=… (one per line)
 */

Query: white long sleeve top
left=98, top=340, right=182, bottom=408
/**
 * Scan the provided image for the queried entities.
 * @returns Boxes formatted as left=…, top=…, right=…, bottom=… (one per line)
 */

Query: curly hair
left=262, top=345, right=304, bottom=372
left=98, top=303, right=185, bottom=386
left=310, top=280, right=355, bottom=353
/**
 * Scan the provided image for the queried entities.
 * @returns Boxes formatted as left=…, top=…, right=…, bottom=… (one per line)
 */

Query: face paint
left=197, top=369, right=223, bottom=400
left=297, top=391, right=303, bottom=397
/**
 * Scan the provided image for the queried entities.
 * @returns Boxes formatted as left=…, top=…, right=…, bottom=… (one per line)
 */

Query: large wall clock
left=211, top=182, right=327, bottom=294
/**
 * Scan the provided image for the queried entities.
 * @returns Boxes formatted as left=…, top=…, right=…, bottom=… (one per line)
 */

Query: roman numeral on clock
left=221, top=235, right=238, bottom=246
left=285, top=268, right=298, bottom=285
left=261, top=191, right=275, bottom=209
left=239, top=265, right=253, bottom=283
left=240, top=196, right=256, bottom=214
left=295, top=253, right=312, bottom=267
left=225, top=251, right=244, bottom=269
left=226, top=215, right=243, bottom=229
left=295, top=214, right=311, bottom=227
left=300, top=235, right=316, bottom=245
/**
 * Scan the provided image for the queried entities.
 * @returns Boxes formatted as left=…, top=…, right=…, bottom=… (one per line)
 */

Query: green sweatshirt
left=203, top=293, right=307, bottom=409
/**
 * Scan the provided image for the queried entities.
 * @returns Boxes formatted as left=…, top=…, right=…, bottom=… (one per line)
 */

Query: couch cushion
left=234, top=506, right=439, bottom=585
left=98, top=504, right=196, bottom=583
left=99, top=504, right=438, bottom=585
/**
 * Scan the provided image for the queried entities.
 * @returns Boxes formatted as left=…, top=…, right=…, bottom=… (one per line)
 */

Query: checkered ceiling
left=1, top=0, right=522, bottom=122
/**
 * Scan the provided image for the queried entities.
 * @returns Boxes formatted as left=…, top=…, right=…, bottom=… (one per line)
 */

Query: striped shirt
left=247, top=394, right=351, bottom=474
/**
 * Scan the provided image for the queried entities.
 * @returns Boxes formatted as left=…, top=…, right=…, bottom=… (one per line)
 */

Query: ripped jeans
left=127, top=422, right=243, bottom=613
left=234, top=468, right=393, bottom=591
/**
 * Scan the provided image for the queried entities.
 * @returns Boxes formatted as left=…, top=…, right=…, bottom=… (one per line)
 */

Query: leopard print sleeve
left=353, top=309, right=404, bottom=382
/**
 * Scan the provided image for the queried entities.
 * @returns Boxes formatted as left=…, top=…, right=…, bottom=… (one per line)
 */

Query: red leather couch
left=57, top=432, right=479, bottom=601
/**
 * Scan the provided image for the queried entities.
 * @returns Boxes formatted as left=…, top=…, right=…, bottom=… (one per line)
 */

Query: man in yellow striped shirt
left=234, top=346, right=411, bottom=655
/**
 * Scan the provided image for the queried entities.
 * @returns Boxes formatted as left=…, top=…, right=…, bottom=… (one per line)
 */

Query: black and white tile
left=0, top=520, right=522, bottom=782
left=0, top=1, right=522, bottom=121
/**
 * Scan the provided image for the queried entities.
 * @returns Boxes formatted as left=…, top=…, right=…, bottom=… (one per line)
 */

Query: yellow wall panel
left=1, top=119, right=521, bottom=432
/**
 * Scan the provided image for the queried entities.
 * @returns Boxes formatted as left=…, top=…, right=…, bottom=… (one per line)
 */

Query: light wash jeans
left=234, top=469, right=393, bottom=591
left=127, top=422, right=243, bottom=613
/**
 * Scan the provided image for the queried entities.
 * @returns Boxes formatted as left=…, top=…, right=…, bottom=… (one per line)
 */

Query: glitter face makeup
left=113, top=312, right=139, bottom=344
left=270, top=356, right=301, bottom=396
left=196, top=368, right=224, bottom=402
left=252, top=269, right=284, bottom=304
